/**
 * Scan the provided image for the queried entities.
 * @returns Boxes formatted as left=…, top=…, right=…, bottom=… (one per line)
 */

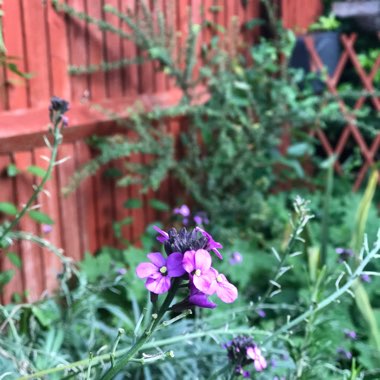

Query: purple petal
left=145, top=275, right=171, bottom=294
left=212, top=248, right=223, bottom=260
left=153, top=225, right=169, bottom=243
left=193, top=270, right=215, bottom=295
left=196, top=228, right=223, bottom=259
left=189, top=293, right=217, bottom=309
left=215, top=274, right=238, bottom=303
left=182, top=250, right=196, bottom=273
left=167, top=252, right=186, bottom=277
left=136, top=262, right=158, bottom=278
left=147, top=252, right=166, bottom=267
left=193, top=215, right=203, bottom=225
left=254, top=355, right=267, bottom=372
left=194, top=249, right=212, bottom=272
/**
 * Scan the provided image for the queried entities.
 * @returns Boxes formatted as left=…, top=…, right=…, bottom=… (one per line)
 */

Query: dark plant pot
left=344, top=0, right=380, bottom=33
left=289, top=31, right=341, bottom=93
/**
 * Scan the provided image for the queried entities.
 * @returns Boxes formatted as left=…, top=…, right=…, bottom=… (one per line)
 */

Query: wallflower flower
left=337, top=347, right=352, bottom=360
left=136, top=252, right=185, bottom=294
left=208, top=268, right=238, bottom=303
left=182, top=249, right=215, bottom=294
left=224, top=336, right=267, bottom=376
left=229, top=251, right=243, bottom=265
left=335, top=247, right=353, bottom=262
left=361, top=273, right=371, bottom=283
left=344, top=329, right=357, bottom=340
left=247, top=346, right=267, bottom=372
left=173, top=204, right=190, bottom=217
left=137, top=226, right=238, bottom=309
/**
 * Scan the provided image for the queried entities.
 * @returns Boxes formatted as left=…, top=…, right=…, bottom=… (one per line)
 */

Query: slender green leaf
left=28, top=210, right=54, bottom=225
left=149, top=199, right=169, bottom=211
left=27, top=165, right=48, bottom=178
left=0, top=202, right=18, bottom=216
left=6, top=252, right=22, bottom=269
left=123, top=198, right=142, bottom=209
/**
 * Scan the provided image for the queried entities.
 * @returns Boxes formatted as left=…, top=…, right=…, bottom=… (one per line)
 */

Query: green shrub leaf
left=0, top=202, right=18, bottom=216
left=28, top=210, right=54, bottom=225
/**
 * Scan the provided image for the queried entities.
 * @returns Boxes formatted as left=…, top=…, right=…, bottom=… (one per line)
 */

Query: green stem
left=0, top=123, right=61, bottom=244
left=16, top=327, right=258, bottom=380
left=321, top=161, right=334, bottom=265
left=100, top=279, right=181, bottom=380
left=263, top=236, right=380, bottom=345
left=257, top=216, right=303, bottom=308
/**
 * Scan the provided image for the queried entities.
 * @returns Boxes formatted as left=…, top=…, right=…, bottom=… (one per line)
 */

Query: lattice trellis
left=304, top=33, right=380, bottom=190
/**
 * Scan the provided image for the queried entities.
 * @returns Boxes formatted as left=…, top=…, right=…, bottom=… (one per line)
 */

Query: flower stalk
left=100, top=278, right=181, bottom=380
left=0, top=97, right=68, bottom=245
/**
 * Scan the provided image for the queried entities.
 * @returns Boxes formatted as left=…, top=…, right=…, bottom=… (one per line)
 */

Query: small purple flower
left=136, top=252, right=185, bottom=294
left=193, top=215, right=203, bottom=225
left=344, top=329, right=357, bottom=340
left=173, top=204, right=190, bottom=217
left=229, top=251, right=243, bottom=265
left=209, top=268, right=238, bottom=303
left=247, top=346, right=267, bottom=372
left=196, top=227, right=223, bottom=259
left=182, top=249, right=214, bottom=294
left=42, top=224, right=53, bottom=234
left=116, top=268, right=127, bottom=276
left=188, top=283, right=217, bottom=309
left=225, top=336, right=266, bottom=375
left=257, top=309, right=266, bottom=318
left=153, top=225, right=169, bottom=244
left=337, top=347, right=352, bottom=360
left=336, top=247, right=353, bottom=262
left=361, top=273, right=371, bottom=283
left=194, top=211, right=209, bottom=225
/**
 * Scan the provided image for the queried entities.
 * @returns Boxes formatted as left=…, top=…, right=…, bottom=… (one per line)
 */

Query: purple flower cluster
left=136, top=226, right=237, bottom=307
left=173, top=204, right=209, bottom=227
left=335, top=247, right=354, bottom=262
left=224, top=336, right=267, bottom=376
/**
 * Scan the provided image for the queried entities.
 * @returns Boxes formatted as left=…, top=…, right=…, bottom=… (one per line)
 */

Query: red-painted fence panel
left=0, top=0, right=261, bottom=303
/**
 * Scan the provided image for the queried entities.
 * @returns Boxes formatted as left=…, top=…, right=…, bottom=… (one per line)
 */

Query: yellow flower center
left=160, top=266, right=167, bottom=274
left=216, top=275, right=223, bottom=283
left=195, top=269, right=201, bottom=277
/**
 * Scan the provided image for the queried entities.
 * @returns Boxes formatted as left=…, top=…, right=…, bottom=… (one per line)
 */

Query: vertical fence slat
left=104, top=0, right=123, bottom=97
left=13, top=151, right=45, bottom=302
left=75, top=140, right=99, bottom=253
left=68, top=0, right=89, bottom=102
left=21, top=0, right=50, bottom=107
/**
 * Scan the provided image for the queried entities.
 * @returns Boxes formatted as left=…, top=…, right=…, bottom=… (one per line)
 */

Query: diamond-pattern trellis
left=303, top=33, right=380, bottom=190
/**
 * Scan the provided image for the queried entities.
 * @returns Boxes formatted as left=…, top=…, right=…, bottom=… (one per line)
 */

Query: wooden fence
left=4, top=0, right=375, bottom=305
left=0, top=0, right=264, bottom=303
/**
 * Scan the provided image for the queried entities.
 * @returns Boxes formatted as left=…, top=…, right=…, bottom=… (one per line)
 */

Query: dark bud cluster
left=164, top=227, right=208, bottom=255
left=224, top=335, right=255, bottom=367
left=49, top=96, right=69, bottom=124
